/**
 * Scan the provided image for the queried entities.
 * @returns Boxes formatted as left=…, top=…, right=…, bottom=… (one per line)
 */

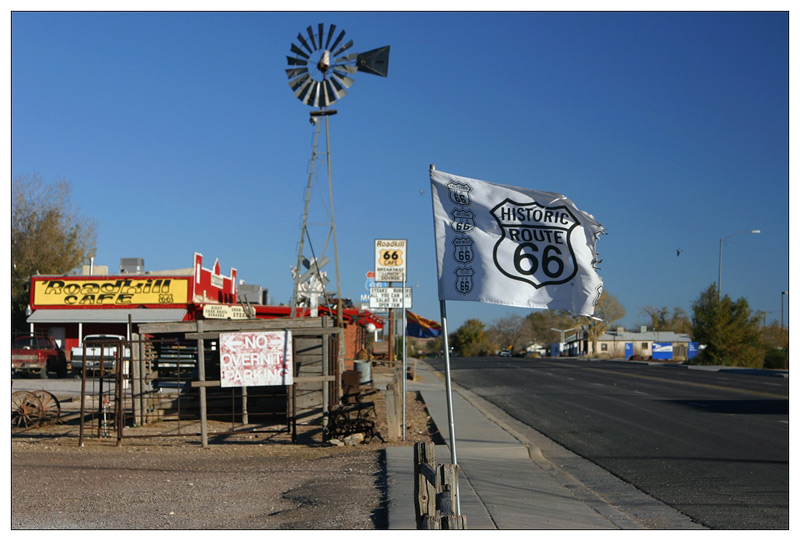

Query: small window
left=601, top=344, right=608, bottom=351
left=642, top=343, right=649, bottom=349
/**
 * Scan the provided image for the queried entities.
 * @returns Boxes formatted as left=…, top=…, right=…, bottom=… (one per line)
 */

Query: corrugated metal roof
left=564, top=330, right=693, bottom=344
left=599, top=331, right=692, bottom=342
left=28, top=308, right=187, bottom=324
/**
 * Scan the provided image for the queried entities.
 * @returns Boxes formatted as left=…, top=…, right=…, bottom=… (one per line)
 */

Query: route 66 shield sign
left=490, top=199, right=579, bottom=288
left=447, top=181, right=472, bottom=206
left=450, top=208, right=475, bottom=233
left=454, top=267, right=474, bottom=295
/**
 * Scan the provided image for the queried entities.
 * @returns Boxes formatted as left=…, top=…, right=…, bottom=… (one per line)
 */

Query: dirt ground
left=11, top=366, right=438, bottom=530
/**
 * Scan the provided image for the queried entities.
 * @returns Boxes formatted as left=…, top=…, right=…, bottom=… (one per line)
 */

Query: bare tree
left=11, top=174, right=97, bottom=329
left=487, top=313, right=528, bottom=353
left=585, top=291, right=626, bottom=354
left=640, top=305, right=692, bottom=333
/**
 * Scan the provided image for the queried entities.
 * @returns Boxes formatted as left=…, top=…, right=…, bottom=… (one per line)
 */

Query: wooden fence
left=413, top=442, right=467, bottom=529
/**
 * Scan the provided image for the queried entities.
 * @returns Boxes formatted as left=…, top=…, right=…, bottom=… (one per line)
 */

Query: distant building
left=562, top=328, right=699, bottom=361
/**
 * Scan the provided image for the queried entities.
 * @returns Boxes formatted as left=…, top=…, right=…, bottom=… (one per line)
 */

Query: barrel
left=353, top=360, right=372, bottom=385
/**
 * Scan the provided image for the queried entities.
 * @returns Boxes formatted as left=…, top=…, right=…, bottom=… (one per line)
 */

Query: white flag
left=430, top=167, right=605, bottom=316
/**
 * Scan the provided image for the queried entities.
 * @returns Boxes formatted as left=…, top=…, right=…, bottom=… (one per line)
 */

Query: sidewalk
left=383, top=359, right=703, bottom=530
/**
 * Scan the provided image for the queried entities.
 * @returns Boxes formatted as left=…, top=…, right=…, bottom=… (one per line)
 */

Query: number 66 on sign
left=375, top=239, right=407, bottom=282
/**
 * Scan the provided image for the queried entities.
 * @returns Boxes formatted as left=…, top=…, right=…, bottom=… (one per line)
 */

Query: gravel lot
left=12, top=372, right=437, bottom=530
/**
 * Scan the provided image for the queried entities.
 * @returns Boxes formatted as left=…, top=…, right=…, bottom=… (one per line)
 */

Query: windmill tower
left=285, top=24, right=389, bottom=325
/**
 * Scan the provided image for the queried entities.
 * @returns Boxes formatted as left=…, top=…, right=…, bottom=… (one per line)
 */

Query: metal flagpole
left=438, top=298, right=460, bottom=514
left=401, top=270, right=407, bottom=441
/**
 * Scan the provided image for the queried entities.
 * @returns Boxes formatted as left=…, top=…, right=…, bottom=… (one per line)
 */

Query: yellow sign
left=33, top=277, right=190, bottom=307
left=375, top=239, right=407, bottom=282
left=379, top=249, right=404, bottom=267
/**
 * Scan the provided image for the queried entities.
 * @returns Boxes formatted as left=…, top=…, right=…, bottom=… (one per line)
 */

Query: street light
left=550, top=326, right=582, bottom=344
left=718, top=229, right=760, bottom=298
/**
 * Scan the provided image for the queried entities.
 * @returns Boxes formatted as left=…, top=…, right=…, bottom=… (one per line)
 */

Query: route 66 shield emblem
left=447, top=181, right=472, bottom=206
left=490, top=199, right=579, bottom=288
left=454, top=267, right=474, bottom=295
left=452, top=236, right=474, bottom=264
left=450, top=208, right=475, bottom=233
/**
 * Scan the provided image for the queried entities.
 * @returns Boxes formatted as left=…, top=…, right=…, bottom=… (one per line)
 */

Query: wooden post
left=388, top=308, right=394, bottom=364
left=196, top=320, right=208, bottom=448
left=414, top=442, right=438, bottom=528
left=242, top=386, right=248, bottom=425
left=393, top=371, right=402, bottom=429
left=386, top=382, right=400, bottom=441
left=438, top=463, right=467, bottom=529
left=413, top=442, right=467, bottom=529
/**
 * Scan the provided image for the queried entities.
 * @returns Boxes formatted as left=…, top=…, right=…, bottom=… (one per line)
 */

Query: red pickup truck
left=11, top=335, right=69, bottom=378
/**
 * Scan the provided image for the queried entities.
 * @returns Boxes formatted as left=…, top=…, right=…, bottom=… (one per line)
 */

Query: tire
left=39, top=367, right=48, bottom=379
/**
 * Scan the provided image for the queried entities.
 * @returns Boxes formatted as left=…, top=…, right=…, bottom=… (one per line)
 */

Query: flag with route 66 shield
left=430, top=167, right=605, bottom=316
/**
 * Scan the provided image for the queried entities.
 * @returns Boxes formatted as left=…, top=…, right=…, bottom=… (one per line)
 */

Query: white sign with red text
left=219, top=331, right=293, bottom=387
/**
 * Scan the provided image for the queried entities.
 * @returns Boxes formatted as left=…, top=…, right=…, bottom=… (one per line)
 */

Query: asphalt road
left=427, top=356, right=789, bottom=530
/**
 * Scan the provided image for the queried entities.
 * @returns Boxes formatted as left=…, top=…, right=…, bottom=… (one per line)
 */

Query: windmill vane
left=285, top=23, right=390, bottom=107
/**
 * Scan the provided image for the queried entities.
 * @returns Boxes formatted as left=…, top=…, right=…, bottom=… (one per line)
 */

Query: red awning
left=250, top=305, right=384, bottom=329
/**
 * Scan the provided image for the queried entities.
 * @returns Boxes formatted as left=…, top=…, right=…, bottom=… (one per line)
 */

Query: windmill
left=285, top=24, right=389, bottom=325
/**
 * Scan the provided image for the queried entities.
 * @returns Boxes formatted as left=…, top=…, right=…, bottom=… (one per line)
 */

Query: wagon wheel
left=33, top=390, right=61, bottom=425
left=11, top=391, right=43, bottom=429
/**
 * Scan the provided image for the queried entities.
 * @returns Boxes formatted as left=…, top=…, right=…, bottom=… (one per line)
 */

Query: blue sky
left=9, top=10, right=791, bottom=333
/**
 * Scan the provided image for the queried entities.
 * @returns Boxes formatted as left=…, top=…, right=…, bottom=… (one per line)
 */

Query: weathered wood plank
left=190, top=375, right=335, bottom=389
left=138, top=317, right=335, bottom=335
left=183, top=327, right=343, bottom=340
left=442, top=514, right=467, bottom=530
left=414, top=442, right=438, bottom=529
left=418, top=462, right=437, bottom=486
left=437, top=463, right=467, bottom=529
left=385, top=383, right=400, bottom=441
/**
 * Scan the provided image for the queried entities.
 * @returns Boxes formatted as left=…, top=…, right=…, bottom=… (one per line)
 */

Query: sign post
left=374, top=239, right=408, bottom=440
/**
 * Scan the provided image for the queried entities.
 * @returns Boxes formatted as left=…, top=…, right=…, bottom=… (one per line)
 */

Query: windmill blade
left=294, top=77, right=314, bottom=102
left=290, top=43, right=310, bottom=59
left=333, top=39, right=354, bottom=56
left=288, top=72, right=311, bottom=91
left=317, top=23, right=325, bottom=48
left=285, top=67, right=308, bottom=79
left=333, top=63, right=357, bottom=74
left=296, top=32, right=313, bottom=55
left=315, top=81, right=325, bottom=107
left=329, top=29, right=346, bottom=54
left=330, top=71, right=354, bottom=89
left=306, top=26, right=317, bottom=50
left=324, top=24, right=337, bottom=50
left=335, top=51, right=358, bottom=64
left=325, top=79, right=346, bottom=103
left=357, top=45, right=390, bottom=76
left=287, top=55, right=309, bottom=67
left=305, top=80, right=321, bottom=107
left=319, top=81, right=331, bottom=107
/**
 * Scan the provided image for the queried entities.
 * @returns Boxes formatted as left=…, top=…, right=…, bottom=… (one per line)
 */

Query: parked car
left=498, top=350, right=512, bottom=357
left=71, top=334, right=130, bottom=373
left=11, top=335, right=69, bottom=378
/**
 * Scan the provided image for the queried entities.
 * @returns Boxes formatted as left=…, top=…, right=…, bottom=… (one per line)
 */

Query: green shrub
left=763, top=348, right=788, bottom=370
